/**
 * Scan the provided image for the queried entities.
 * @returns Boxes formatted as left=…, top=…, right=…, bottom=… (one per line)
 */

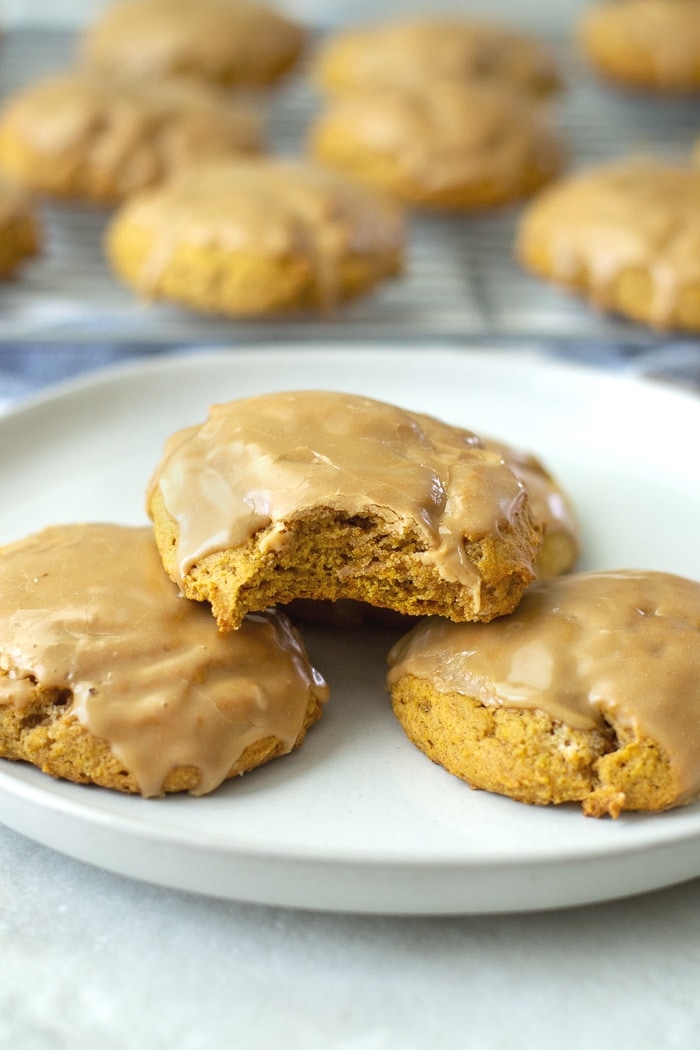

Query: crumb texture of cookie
left=311, top=17, right=560, bottom=97
left=0, top=71, right=264, bottom=204
left=387, top=570, right=700, bottom=817
left=79, top=0, right=307, bottom=87
left=146, top=390, right=541, bottom=629
left=0, top=523, right=328, bottom=796
left=517, top=157, right=700, bottom=331
left=307, top=80, right=564, bottom=211
left=0, top=174, right=40, bottom=276
left=105, top=158, right=404, bottom=315
left=578, top=0, right=700, bottom=92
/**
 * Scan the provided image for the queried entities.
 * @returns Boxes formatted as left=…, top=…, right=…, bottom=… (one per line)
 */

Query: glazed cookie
left=388, top=570, right=700, bottom=817
left=104, top=158, right=405, bottom=315
left=146, top=390, right=541, bottom=630
left=0, top=524, right=328, bottom=797
left=0, top=175, right=40, bottom=277
left=79, top=0, right=307, bottom=87
left=307, top=80, right=565, bottom=211
left=578, top=0, right=700, bottom=92
left=517, top=157, right=700, bottom=331
left=311, top=17, right=561, bottom=97
left=0, top=71, right=263, bottom=204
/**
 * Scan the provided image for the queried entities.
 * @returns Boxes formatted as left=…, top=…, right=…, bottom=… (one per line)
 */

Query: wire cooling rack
left=1, top=26, right=700, bottom=348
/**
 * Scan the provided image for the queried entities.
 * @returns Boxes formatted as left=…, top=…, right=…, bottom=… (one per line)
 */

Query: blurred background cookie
left=79, top=0, right=308, bottom=88
left=0, top=71, right=265, bottom=205
left=308, top=80, right=565, bottom=211
left=516, top=156, right=700, bottom=331
left=311, top=16, right=561, bottom=97
left=105, top=158, right=405, bottom=315
left=578, top=0, right=700, bottom=93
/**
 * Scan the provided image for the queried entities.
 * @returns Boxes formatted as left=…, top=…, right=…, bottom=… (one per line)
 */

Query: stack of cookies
left=3, top=387, right=698, bottom=821
left=0, top=388, right=566, bottom=800
left=144, top=387, right=700, bottom=819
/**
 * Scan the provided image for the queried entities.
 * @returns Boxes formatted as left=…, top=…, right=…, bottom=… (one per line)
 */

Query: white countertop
left=2, top=817, right=700, bottom=1050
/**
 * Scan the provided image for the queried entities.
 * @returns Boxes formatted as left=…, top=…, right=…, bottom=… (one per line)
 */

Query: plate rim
left=3, top=340, right=700, bottom=423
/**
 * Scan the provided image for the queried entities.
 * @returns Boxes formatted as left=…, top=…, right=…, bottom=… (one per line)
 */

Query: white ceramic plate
left=0, top=344, right=699, bottom=916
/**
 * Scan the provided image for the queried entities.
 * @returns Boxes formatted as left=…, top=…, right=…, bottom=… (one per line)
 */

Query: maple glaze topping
left=80, top=0, right=306, bottom=86
left=0, top=524, right=328, bottom=796
left=313, top=18, right=560, bottom=95
left=518, top=158, right=700, bottom=327
left=388, top=570, right=700, bottom=800
left=147, top=390, right=531, bottom=590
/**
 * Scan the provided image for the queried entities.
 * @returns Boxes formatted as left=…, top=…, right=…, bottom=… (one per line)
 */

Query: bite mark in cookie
left=147, top=390, right=541, bottom=629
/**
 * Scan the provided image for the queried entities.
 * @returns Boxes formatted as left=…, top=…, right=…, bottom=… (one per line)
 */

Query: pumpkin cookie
left=388, top=570, right=700, bottom=817
left=146, top=390, right=541, bottom=631
left=308, top=80, right=564, bottom=211
left=516, top=157, right=700, bottom=331
left=105, top=157, right=404, bottom=315
left=0, top=175, right=40, bottom=276
left=79, top=0, right=307, bottom=87
left=578, top=0, right=700, bottom=93
left=0, top=523, right=328, bottom=797
left=0, top=71, right=263, bottom=204
left=311, top=17, right=561, bottom=97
